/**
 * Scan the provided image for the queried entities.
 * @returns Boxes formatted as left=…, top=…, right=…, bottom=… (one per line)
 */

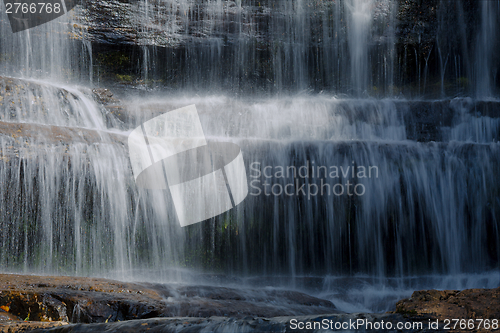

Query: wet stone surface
left=0, top=274, right=499, bottom=332
left=0, top=274, right=338, bottom=327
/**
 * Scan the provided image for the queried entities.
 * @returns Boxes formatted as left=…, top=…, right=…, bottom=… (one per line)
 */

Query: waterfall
left=475, top=0, right=498, bottom=98
left=0, top=1, right=84, bottom=81
left=2, top=0, right=497, bottom=95
left=0, top=0, right=499, bottom=313
left=0, top=86, right=497, bottom=279
left=347, top=0, right=373, bottom=95
left=435, top=0, right=500, bottom=98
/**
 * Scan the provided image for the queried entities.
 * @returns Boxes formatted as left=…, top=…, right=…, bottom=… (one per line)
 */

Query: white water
left=347, top=0, right=373, bottom=95
left=1, top=86, right=498, bottom=289
left=0, top=0, right=499, bottom=314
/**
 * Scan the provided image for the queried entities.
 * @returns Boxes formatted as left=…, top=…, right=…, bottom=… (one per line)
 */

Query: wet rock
left=395, top=288, right=500, bottom=322
left=71, top=0, right=258, bottom=47
left=0, top=76, right=127, bottom=137
left=92, top=88, right=119, bottom=105
left=1, top=275, right=499, bottom=332
left=6, top=312, right=448, bottom=333
left=0, top=274, right=167, bottom=324
left=0, top=321, right=68, bottom=332
left=0, top=274, right=338, bottom=327
left=0, top=120, right=126, bottom=147
left=66, top=0, right=494, bottom=95
left=396, top=0, right=439, bottom=51
left=0, top=76, right=124, bottom=129
left=245, top=276, right=326, bottom=293
left=0, top=308, right=20, bottom=322
left=91, top=87, right=128, bottom=124
left=113, top=97, right=500, bottom=143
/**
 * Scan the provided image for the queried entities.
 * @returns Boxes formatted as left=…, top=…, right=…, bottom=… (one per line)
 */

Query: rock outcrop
left=0, top=274, right=499, bottom=332
left=64, top=0, right=498, bottom=96
left=0, top=274, right=337, bottom=329
left=395, top=288, right=500, bottom=324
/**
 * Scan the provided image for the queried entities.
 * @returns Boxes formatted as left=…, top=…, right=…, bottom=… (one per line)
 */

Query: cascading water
left=475, top=0, right=498, bottom=98
left=0, top=0, right=499, bottom=314
left=0, top=3, right=87, bottom=81
left=347, top=0, right=373, bottom=95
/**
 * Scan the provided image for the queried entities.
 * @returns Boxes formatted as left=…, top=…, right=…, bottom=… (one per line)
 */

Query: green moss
left=116, top=74, right=133, bottom=82
left=395, top=307, right=418, bottom=316
left=457, top=77, right=469, bottom=87
left=93, top=51, right=137, bottom=83
left=96, top=52, right=131, bottom=69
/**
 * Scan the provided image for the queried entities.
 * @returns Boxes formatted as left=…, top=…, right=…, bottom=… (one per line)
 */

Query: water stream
left=0, top=0, right=499, bottom=314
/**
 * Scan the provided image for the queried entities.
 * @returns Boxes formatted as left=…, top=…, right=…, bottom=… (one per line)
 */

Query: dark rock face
left=66, top=0, right=498, bottom=96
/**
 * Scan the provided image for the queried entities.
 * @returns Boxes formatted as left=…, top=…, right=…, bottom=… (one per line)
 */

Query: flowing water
left=0, top=0, right=499, bottom=313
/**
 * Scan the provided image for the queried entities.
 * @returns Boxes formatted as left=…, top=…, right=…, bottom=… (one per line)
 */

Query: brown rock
left=0, top=121, right=126, bottom=147
left=0, top=274, right=337, bottom=327
left=0, top=320, right=68, bottom=332
left=395, top=287, right=500, bottom=331
left=92, top=88, right=119, bottom=105
left=0, top=308, right=20, bottom=322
